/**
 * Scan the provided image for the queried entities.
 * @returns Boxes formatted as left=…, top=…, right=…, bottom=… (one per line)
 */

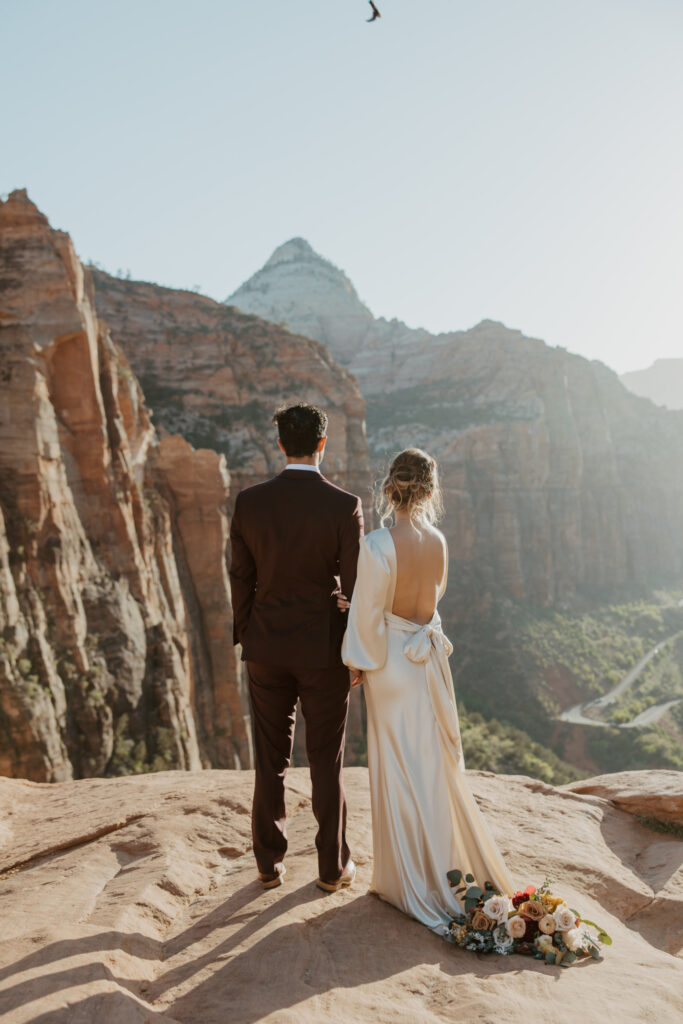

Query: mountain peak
left=226, top=237, right=374, bottom=361
left=264, top=237, right=318, bottom=268
left=3, top=189, right=49, bottom=221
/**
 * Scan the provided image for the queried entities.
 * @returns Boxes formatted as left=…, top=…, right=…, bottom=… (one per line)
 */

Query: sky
left=1, top=0, right=682, bottom=375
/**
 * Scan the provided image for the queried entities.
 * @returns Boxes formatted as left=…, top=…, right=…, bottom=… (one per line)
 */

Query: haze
left=1, top=0, right=681, bottom=373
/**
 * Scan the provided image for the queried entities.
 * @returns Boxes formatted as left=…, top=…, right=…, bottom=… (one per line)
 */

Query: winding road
left=557, top=631, right=683, bottom=729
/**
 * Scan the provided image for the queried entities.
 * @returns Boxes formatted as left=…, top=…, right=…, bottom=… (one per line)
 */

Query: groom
left=229, top=403, right=364, bottom=892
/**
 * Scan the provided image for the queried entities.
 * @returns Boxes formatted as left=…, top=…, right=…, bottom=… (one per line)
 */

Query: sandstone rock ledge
left=0, top=768, right=681, bottom=1024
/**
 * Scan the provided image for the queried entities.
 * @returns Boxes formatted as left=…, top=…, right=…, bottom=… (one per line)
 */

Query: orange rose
left=471, top=910, right=496, bottom=931
left=518, top=899, right=546, bottom=922
left=538, top=914, right=556, bottom=934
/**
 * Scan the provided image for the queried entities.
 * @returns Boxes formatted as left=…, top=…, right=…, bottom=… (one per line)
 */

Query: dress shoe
left=258, top=864, right=286, bottom=890
left=316, top=858, right=356, bottom=893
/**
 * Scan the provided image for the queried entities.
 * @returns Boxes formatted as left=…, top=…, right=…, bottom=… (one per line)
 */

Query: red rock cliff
left=90, top=270, right=371, bottom=504
left=0, top=191, right=251, bottom=780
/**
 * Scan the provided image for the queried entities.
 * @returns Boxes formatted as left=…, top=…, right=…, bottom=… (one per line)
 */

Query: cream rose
left=562, top=927, right=586, bottom=952
left=518, top=899, right=546, bottom=922
left=538, top=914, right=556, bottom=935
left=506, top=915, right=527, bottom=939
left=482, top=894, right=511, bottom=923
left=553, top=904, right=577, bottom=931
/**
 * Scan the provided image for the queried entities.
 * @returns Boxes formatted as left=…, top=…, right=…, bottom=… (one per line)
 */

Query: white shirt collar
left=284, top=463, right=321, bottom=473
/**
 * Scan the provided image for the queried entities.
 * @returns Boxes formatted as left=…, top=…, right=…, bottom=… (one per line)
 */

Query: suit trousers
left=246, top=661, right=351, bottom=883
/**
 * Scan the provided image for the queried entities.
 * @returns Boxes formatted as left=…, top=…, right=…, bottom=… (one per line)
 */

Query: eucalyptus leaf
left=447, top=869, right=463, bottom=887
left=465, top=873, right=475, bottom=883
left=579, top=918, right=612, bottom=943
left=465, top=886, right=483, bottom=900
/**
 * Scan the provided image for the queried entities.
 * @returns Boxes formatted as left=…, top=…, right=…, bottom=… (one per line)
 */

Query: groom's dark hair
left=273, top=402, right=328, bottom=457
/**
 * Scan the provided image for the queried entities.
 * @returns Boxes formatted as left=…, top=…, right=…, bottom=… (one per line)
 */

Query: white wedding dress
left=342, top=527, right=515, bottom=934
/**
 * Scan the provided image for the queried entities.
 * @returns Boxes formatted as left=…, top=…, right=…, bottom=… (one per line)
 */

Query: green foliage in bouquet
left=446, top=869, right=611, bottom=965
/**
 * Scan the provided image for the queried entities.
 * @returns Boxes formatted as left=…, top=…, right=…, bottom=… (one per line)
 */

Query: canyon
left=229, top=238, right=683, bottom=622
left=2, top=193, right=683, bottom=785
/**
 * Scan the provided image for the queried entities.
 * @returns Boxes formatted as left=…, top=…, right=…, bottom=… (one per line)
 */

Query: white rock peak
left=226, top=237, right=546, bottom=393
left=227, top=237, right=376, bottom=365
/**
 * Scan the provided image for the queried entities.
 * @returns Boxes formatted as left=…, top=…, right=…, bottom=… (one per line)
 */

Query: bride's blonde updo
left=377, top=448, right=444, bottom=525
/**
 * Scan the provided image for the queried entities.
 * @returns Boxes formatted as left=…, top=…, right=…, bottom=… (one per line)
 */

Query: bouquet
left=446, top=868, right=611, bottom=965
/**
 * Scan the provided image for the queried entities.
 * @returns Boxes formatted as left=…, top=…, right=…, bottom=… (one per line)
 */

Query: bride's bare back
left=390, top=519, right=448, bottom=625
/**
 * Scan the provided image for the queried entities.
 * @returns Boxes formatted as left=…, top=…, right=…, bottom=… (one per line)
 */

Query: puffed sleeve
left=341, top=534, right=392, bottom=672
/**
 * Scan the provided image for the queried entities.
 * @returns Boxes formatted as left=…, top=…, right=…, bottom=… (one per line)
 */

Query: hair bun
left=377, top=448, right=443, bottom=524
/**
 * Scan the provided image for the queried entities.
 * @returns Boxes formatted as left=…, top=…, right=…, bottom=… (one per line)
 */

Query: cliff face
left=0, top=191, right=251, bottom=780
left=366, top=321, right=683, bottom=620
left=228, top=241, right=683, bottom=619
left=91, top=267, right=370, bottom=504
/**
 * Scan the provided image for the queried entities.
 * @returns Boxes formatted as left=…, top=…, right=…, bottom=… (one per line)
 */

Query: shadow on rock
left=164, top=890, right=572, bottom=1024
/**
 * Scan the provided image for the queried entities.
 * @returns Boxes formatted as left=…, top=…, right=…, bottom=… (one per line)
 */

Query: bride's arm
left=341, top=535, right=391, bottom=679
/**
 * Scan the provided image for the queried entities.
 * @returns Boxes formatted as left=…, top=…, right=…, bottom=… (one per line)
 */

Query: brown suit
left=229, top=468, right=364, bottom=881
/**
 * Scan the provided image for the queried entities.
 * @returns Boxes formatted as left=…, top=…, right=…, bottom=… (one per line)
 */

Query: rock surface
left=565, top=769, right=683, bottom=825
left=0, top=190, right=250, bottom=779
left=621, top=359, right=683, bottom=411
left=0, top=766, right=681, bottom=1023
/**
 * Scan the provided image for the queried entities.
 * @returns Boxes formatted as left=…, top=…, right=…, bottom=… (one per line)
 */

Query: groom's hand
left=336, top=591, right=351, bottom=612
left=349, top=669, right=364, bottom=688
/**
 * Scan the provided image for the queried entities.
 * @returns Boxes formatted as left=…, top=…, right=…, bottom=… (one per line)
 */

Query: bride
left=340, top=447, right=515, bottom=935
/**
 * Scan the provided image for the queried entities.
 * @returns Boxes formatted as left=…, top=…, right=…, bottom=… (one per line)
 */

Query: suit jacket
left=229, top=469, right=365, bottom=668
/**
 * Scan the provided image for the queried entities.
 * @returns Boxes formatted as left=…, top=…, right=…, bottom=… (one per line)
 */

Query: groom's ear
left=316, top=436, right=327, bottom=453
left=277, top=437, right=286, bottom=455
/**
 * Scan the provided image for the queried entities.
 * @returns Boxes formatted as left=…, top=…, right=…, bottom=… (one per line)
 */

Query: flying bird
left=367, top=1, right=381, bottom=22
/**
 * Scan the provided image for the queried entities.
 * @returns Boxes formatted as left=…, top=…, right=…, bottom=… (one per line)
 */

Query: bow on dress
left=384, top=611, right=463, bottom=765
left=402, top=620, right=454, bottom=663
